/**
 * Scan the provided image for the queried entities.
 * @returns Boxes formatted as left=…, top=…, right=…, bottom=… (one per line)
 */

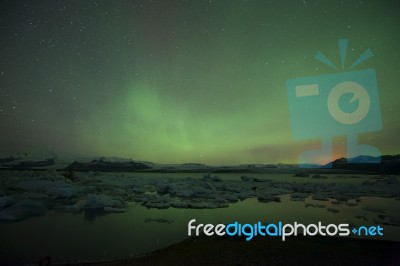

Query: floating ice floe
left=327, top=207, right=339, bottom=213
left=144, top=218, right=174, bottom=223
left=289, top=192, right=308, bottom=201
left=305, top=202, right=325, bottom=208
left=0, top=200, right=47, bottom=221
left=203, top=173, right=222, bottom=182
left=311, top=174, right=328, bottom=179
left=240, top=176, right=262, bottom=182
left=257, top=194, right=281, bottom=203
left=84, top=194, right=124, bottom=210
left=0, top=170, right=399, bottom=222
left=361, top=206, right=386, bottom=213
left=312, top=194, right=330, bottom=201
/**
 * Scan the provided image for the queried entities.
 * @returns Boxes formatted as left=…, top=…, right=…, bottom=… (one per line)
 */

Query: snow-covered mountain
left=1, top=151, right=398, bottom=173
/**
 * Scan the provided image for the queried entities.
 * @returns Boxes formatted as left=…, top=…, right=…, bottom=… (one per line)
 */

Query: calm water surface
left=0, top=173, right=399, bottom=265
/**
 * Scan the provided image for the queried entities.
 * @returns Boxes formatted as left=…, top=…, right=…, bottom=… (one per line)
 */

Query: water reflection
left=0, top=173, right=399, bottom=265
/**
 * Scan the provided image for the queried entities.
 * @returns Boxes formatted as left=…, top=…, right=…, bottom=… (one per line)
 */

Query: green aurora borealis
left=0, top=0, right=399, bottom=165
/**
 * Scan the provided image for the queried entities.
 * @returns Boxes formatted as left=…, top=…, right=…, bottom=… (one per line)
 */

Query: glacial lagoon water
left=0, top=173, right=399, bottom=265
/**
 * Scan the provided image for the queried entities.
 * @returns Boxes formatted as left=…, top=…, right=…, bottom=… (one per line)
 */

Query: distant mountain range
left=325, top=155, right=400, bottom=173
left=0, top=151, right=399, bottom=174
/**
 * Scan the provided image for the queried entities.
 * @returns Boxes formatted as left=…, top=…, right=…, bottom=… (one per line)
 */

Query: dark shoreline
left=79, top=236, right=400, bottom=266
left=2, top=235, right=399, bottom=266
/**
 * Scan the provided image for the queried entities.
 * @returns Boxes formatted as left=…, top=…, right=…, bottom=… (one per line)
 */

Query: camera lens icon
left=286, top=69, right=382, bottom=166
left=327, top=81, right=370, bottom=125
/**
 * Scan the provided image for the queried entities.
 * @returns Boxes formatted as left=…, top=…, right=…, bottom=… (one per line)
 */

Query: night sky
left=0, top=0, right=399, bottom=165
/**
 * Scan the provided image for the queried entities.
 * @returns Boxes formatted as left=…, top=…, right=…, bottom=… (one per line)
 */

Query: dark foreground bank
left=76, top=236, right=400, bottom=266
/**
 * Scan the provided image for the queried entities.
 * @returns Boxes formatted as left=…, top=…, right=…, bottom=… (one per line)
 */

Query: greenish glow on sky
left=1, top=1, right=399, bottom=165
